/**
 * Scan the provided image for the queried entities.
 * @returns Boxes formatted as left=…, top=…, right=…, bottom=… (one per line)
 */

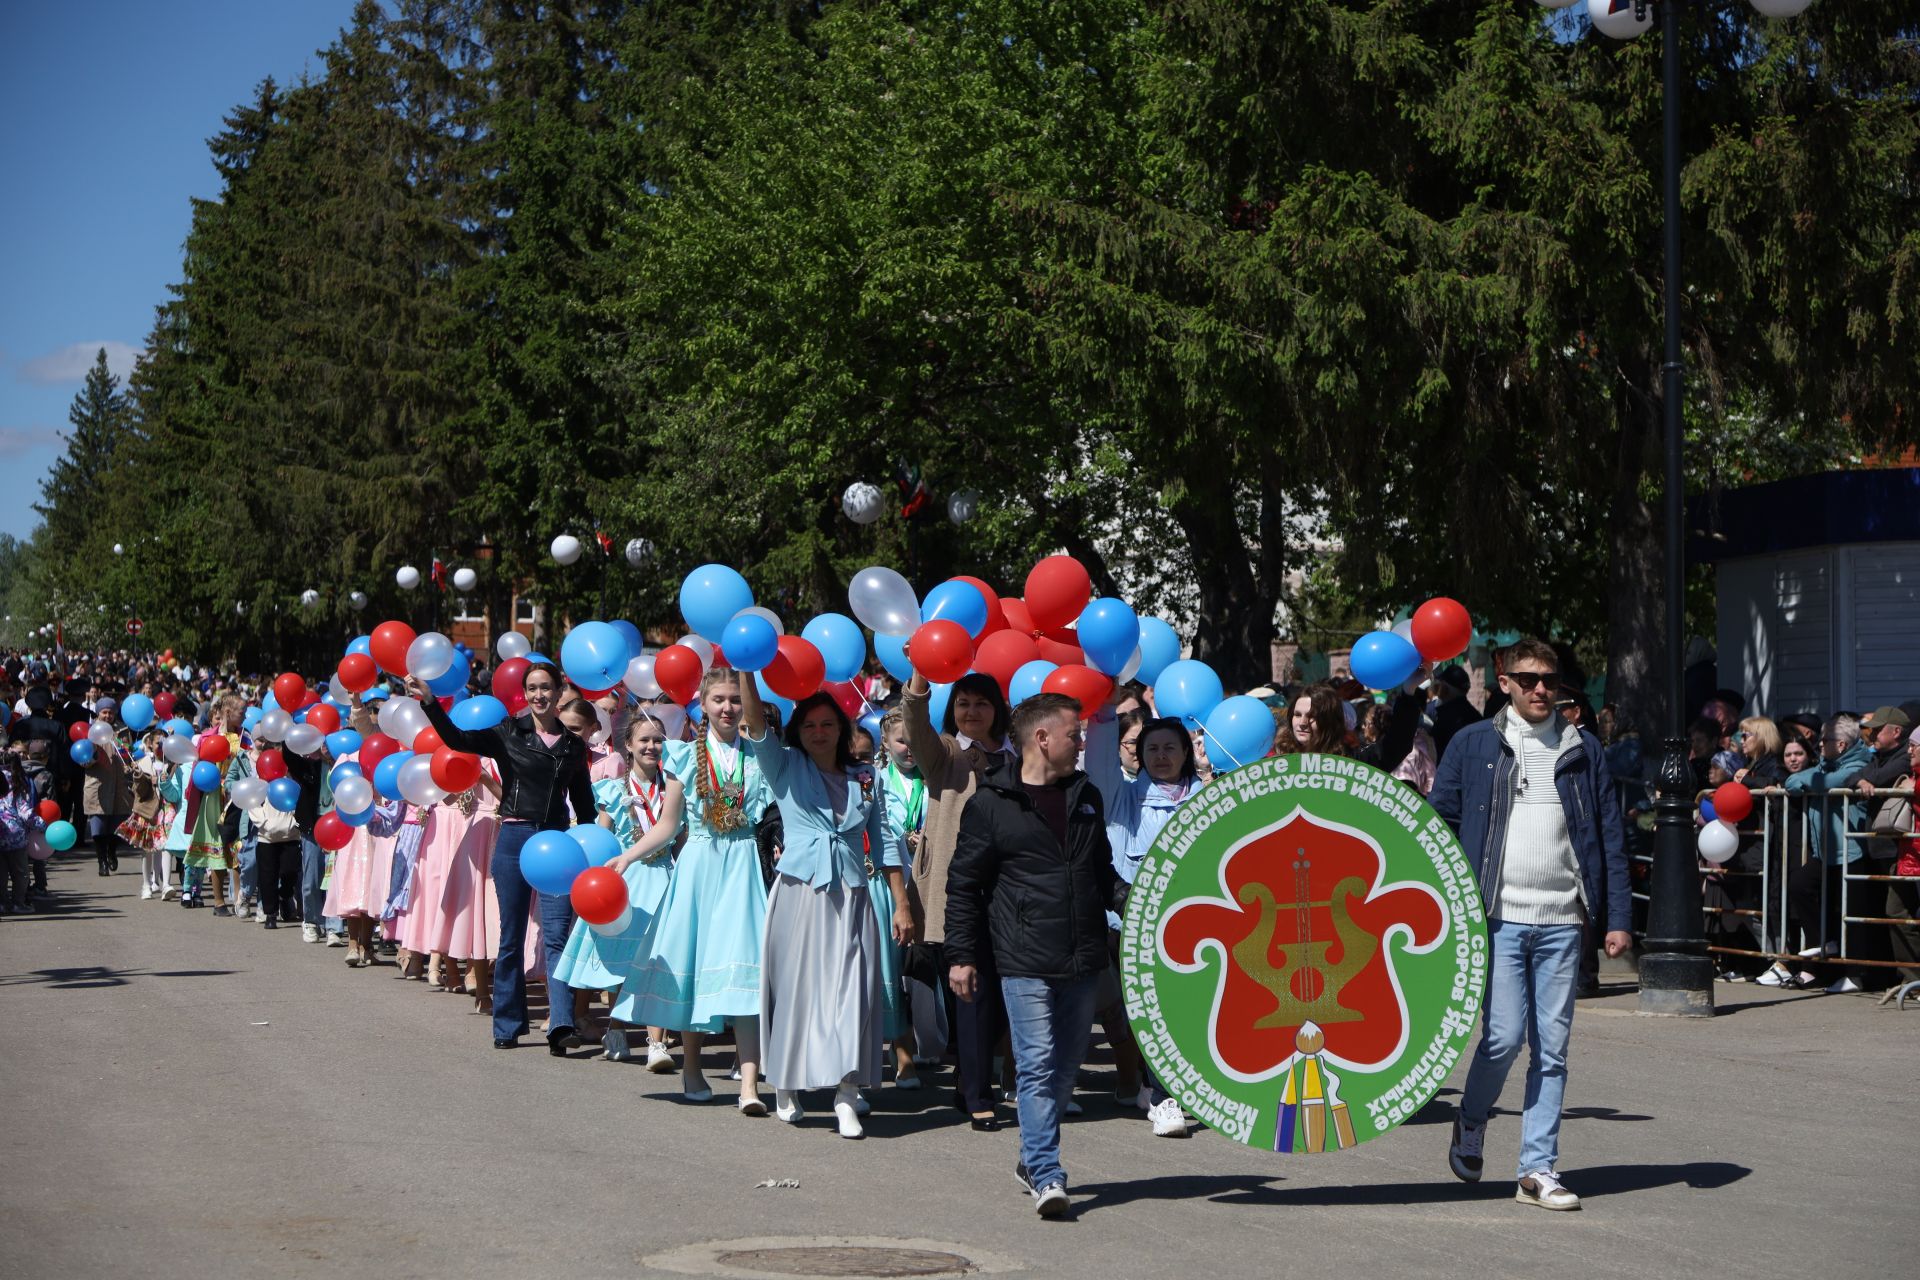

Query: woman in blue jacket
left=741, top=679, right=909, bottom=1139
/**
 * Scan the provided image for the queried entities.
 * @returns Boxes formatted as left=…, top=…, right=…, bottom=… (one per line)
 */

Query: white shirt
left=1493, top=708, right=1585, bottom=925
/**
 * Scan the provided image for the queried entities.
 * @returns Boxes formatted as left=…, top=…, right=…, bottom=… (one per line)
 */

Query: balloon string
left=1200, top=725, right=1245, bottom=772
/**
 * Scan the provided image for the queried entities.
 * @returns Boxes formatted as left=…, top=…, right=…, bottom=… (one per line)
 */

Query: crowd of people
left=3, top=636, right=1915, bottom=1218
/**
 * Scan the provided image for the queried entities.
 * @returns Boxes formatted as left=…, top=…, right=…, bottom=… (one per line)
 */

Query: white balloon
left=406, top=631, right=456, bottom=681
left=624, top=537, right=653, bottom=568
left=396, top=564, right=422, bottom=590
left=732, top=605, right=785, bottom=636
left=348, top=591, right=368, bottom=612
left=592, top=706, right=613, bottom=747
left=228, top=777, right=268, bottom=810
left=588, top=902, right=634, bottom=938
left=947, top=490, right=979, bottom=525
left=285, top=723, right=325, bottom=757
left=1115, top=645, right=1144, bottom=684
left=1697, top=819, right=1740, bottom=865
left=257, top=708, right=293, bottom=741
left=842, top=481, right=885, bottom=525
left=328, top=674, right=351, bottom=704
left=648, top=702, right=687, bottom=740
left=377, top=696, right=430, bottom=747
left=112, top=543, right=124, bottom=555
left=397, top=753, right=447, bottom=806
left=450, top=566, right=478, bottom=592
left=163, top=733, right=198, bottom=765
left=332, top=773, right=375, bottom=816
left=1747, top=0, right=1812, bottom=16
left=551, top=534, right=584, bottom=566
left=848, top=565, right=921, bottom=636
left=1586, top=0, right=1651, bottom=38
left=677, top=635, right=715, bottom=673
left=1391, top=619, right=1415, bottom=643
left=300, top=588, right=320, bottom=608
left=623, top=654, right=662, bottom=699
left=88, top=721, right=117, bottom=748
left=497, top=631, right=532, bottom=661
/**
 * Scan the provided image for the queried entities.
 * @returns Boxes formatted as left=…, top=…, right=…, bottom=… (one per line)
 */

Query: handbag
left=1869, top=794, right=1914, bottom=836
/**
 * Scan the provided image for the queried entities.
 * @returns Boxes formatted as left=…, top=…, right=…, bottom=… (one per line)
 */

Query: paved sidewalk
left=0, top=857, right=1909, bottom=1279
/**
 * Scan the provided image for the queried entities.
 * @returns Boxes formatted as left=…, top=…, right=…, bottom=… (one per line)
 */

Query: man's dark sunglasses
left=1505, top=671, right=1561, bottom=693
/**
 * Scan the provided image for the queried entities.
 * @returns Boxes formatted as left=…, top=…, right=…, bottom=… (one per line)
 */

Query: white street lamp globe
left=396, top=565, right=422, bottom=590
left=348, top=590, right=368, bottom=611
left=1747, top=0, right=1812, bottom=17
left=451, top=566, right=478, bottom=592
left=624, top=537, right=652, bottom=568
left=550, top=534, right=584, bottom=566
left=300, top=588, right=320, bottom=608
left=947, top=489, right=979, bottom=525
left=841, top=482, right=884, bottom=525
left=112, top=543, right=124, bottom=556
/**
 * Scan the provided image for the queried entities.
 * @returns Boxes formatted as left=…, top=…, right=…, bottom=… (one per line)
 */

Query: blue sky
left=0, top=1, right=353, bottom=542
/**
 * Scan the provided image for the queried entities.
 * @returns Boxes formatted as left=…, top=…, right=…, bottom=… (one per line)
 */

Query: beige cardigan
left=902, top=681, right=999, bottom=945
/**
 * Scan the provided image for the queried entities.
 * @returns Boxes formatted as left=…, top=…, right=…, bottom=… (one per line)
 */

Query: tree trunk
left=1605, top=359, right=1668, bottom=748
left=1168, top=488, right=1275, bottom=691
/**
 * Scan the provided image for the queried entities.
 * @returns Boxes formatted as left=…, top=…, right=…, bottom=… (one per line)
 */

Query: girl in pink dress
left=432, top=760, right=503, bottom=1014
left=322, top=778, right=400, bottom=969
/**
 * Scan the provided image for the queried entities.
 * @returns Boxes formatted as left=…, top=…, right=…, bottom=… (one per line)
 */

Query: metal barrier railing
left=1628, top=786, right=1920, bottom=980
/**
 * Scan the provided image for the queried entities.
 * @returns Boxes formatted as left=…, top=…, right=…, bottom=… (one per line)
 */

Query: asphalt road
left=0, top=856, right=1909, bottom=1279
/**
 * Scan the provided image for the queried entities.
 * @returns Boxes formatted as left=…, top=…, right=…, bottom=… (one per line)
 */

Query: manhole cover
left=714, top=1246, right=972, bottom=1277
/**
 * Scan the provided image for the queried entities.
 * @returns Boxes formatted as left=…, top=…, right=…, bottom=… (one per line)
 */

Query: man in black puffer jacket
left=947, top=692, right=1124, bottom=1219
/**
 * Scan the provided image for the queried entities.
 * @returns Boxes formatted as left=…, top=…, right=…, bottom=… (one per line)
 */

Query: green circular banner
left=1121, top=752, right=1488, bottom=1153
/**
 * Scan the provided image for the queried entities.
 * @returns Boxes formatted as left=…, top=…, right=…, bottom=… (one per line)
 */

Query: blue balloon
left=426, top=651, right=471, bottom=697
left=679, top=564, right=754, bottom=642
left=1134, top=617, right=1181, bottom=684
left=1077, top=597, right=1141, bottom=677
left=346, top=635, right=373, bottom=657
left=873, top=631, right=913, bottom=683
left=569, top=822, right=623, bottom=867
left=922, top=580, right=989, bottom=637
left=1155, top=659, right=1224, bottom=729
left=1699, top=798, right=1718, bottom=824
left=268, top=777, right=300, bottom=812
left=340, top=804, right=375, bottom=828
left=242, top=708, right=262, bottom=731
left=164, top=718, right=193, bottom=738
left=131, top=745, right=145, bottom=760
left=329, top=760, right=364, bottom=786
left=561, top=621, right=627, bottom=691
left=524, top=652, right=552, bottom=666
left=1350, top=630, right=1420, bottom=691
left=70, top=740, right=96, bottom=766
left=360, top=685, right=390, bottom=703
left=1203, top=696, right=1277, bottom=772
left=1009, top=660, right=1057, bottom=704
left=522, top=829, right=589, bottom=896
left=801, top=613, right=868, bottom=684
left=928, top=680, right=955, bottom=729
left=325, top=729, right=363, bottom=758
left=688, top=703, right=704, bottom=724
left=610, top=620, right=643, bottom=665
left=723, top=613, right=780, bottom=672
left=261, top=690, right=280, bottom=713
left=858, top=710, right=883, bottom=745
left=372, top=751, right=413, bottom=800
left=191, top=760, right=222, bottom=792
left=120, top=693, right=155, bottom=732
left=753, top=671, right=795, bottom=726
left=450, top=695, right=508, bottom=732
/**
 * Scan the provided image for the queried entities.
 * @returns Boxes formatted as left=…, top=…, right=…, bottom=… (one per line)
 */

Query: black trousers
left=952, top=954, right=1008, bottom=1114
left=256, top=841, right=302, bottom=921
left=1787, top=855, right=1891, bottom=986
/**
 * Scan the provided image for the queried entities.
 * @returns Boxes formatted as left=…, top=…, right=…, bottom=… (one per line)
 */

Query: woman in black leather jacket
left=416, top=663, right=595, bottom=1055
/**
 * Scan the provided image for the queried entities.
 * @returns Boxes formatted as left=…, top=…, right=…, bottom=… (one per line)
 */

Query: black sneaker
left=1448, top=1115, right=1485, bottom=1183
left=262, top=918, right=278, bottom=930
left=211, top=905, right=234, bottom=918
left=1013, top=1162, right=1035, bottom=1195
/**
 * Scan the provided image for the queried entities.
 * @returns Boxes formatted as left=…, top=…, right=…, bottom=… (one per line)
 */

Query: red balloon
left=1024, top=555, right=1092, bottom=631
left=336, top=652, right=377, bottom=694
left=370, top=620, right=417, bottom=676
left=305, top=703, right=341, bottom=735
left=1409, top=597, right=1472, bottom=663
left=1035, top=636, right=1086, bottom=668
left=572, top=684, right=617, bottom=699
left=952, top=575, right=1006, bottom=638
left=153, top=692, right=176, bottom=718
left=765, top=636, right=826, bottom=701
left=358, top=733, right=401, bottom=777
left=502, top=689, right=528, bottom=717
left=36, top=799, right=60, bottom=823
left=823, top=680, right=866, bottom=721
left=1713, top=781, right=1754, bottom=824
left=255, top=748, right=287, bottom=781
left=430, top=747, right=481, bottom=793
left=68, top=721, right=90, bottom=742
left=909, top=620, right=975, bottom=685
left=1001, top=597, right=1038, bottom=637
left=974, top=630, right=1040, bottom=700
left=299, top=690, right=322, bottom=709
left=1042, top=664, right=1111, bottom=718
left=272, top=672, right=306, bottom=709
left=314, top=811, right=353, bottom=852
left=654, top=644, right=705, bottom=705
left=196, top=735, right=231, bottom=764
left=412, top=726, right=444, bottom=756
left=490, top=656, right=530, bottom=704
left=569, top=865, right=629, bottom=927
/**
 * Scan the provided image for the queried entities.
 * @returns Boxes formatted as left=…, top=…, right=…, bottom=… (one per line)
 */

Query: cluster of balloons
left=1697, top=781, right=1754, bottom=865
left=1347, top=597, right=1472, bottom=691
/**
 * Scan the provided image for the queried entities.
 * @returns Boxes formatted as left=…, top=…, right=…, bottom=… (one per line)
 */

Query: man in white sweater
left=1428, top=638, right=1633, bottom=1211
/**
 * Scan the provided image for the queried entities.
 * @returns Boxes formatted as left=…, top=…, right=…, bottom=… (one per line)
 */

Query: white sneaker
left=1147, top=1097, right=1189, bottom=1138
left=252, top=906, right=269, bottom=923
left=602, top=1027, right=631, bottom=1062
left=1516, top=1168, right=1581, bottom=1211
left=1754, top=963, right=1791, bottom=987
left=162, top=886, right=181, bottom=901
left=325, top=933, right=348, bottom=948
left=775, top=1090, right=805, bottom=1124
left=301, top=923, right=322, bottom=944
left=833, top=1088, right=864, bottom=1139
left=645, top=1040, right=674, bottom=1074
left=1826, top=976, right=1862, bottom=994
left=140, top=886, right=154, bottom=900
left=1034, top=1183, right=1069, bottom=1217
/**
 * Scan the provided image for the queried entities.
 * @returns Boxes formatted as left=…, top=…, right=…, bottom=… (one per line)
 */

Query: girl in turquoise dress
left=553, top=712, right=685, bottom=1066
left=876, top=708, right=925, bottom=1089
left=618, top=669, right=772, bottom=1110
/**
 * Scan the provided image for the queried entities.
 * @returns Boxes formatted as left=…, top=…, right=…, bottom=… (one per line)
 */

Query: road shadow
left=1072, top=1174, right=1287, bottom=1213
left=1404, top=1095, right=1653, bottom=1127
left=0, top=966, right=237, bottom=989
left=1208, top=1160, right=1749, bottom=1208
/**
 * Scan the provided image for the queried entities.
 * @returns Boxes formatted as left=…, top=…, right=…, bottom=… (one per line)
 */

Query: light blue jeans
left=1001, top=973, right=1099, bottom=1192
left=1459, top=919, right=1582, bottom=1177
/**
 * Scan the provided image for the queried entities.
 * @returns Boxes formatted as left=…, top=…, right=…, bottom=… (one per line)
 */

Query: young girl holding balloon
left=558, top=713, right=684, bottom=1067
left=619, top=666, right=771, bottom=1108
left=878, top=708, right=928, bottom=1088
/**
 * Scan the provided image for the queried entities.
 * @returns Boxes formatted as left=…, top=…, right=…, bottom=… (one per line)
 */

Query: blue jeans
left=237, top=833, right=258, bottom=902
left=298, top=836, right=342, bottom=931
left=1001, top=973, right=1099, bottom=1192
left=491, top=823, right=578, bottom=1043
left=1459, top=919, right=1582, bottom=1177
